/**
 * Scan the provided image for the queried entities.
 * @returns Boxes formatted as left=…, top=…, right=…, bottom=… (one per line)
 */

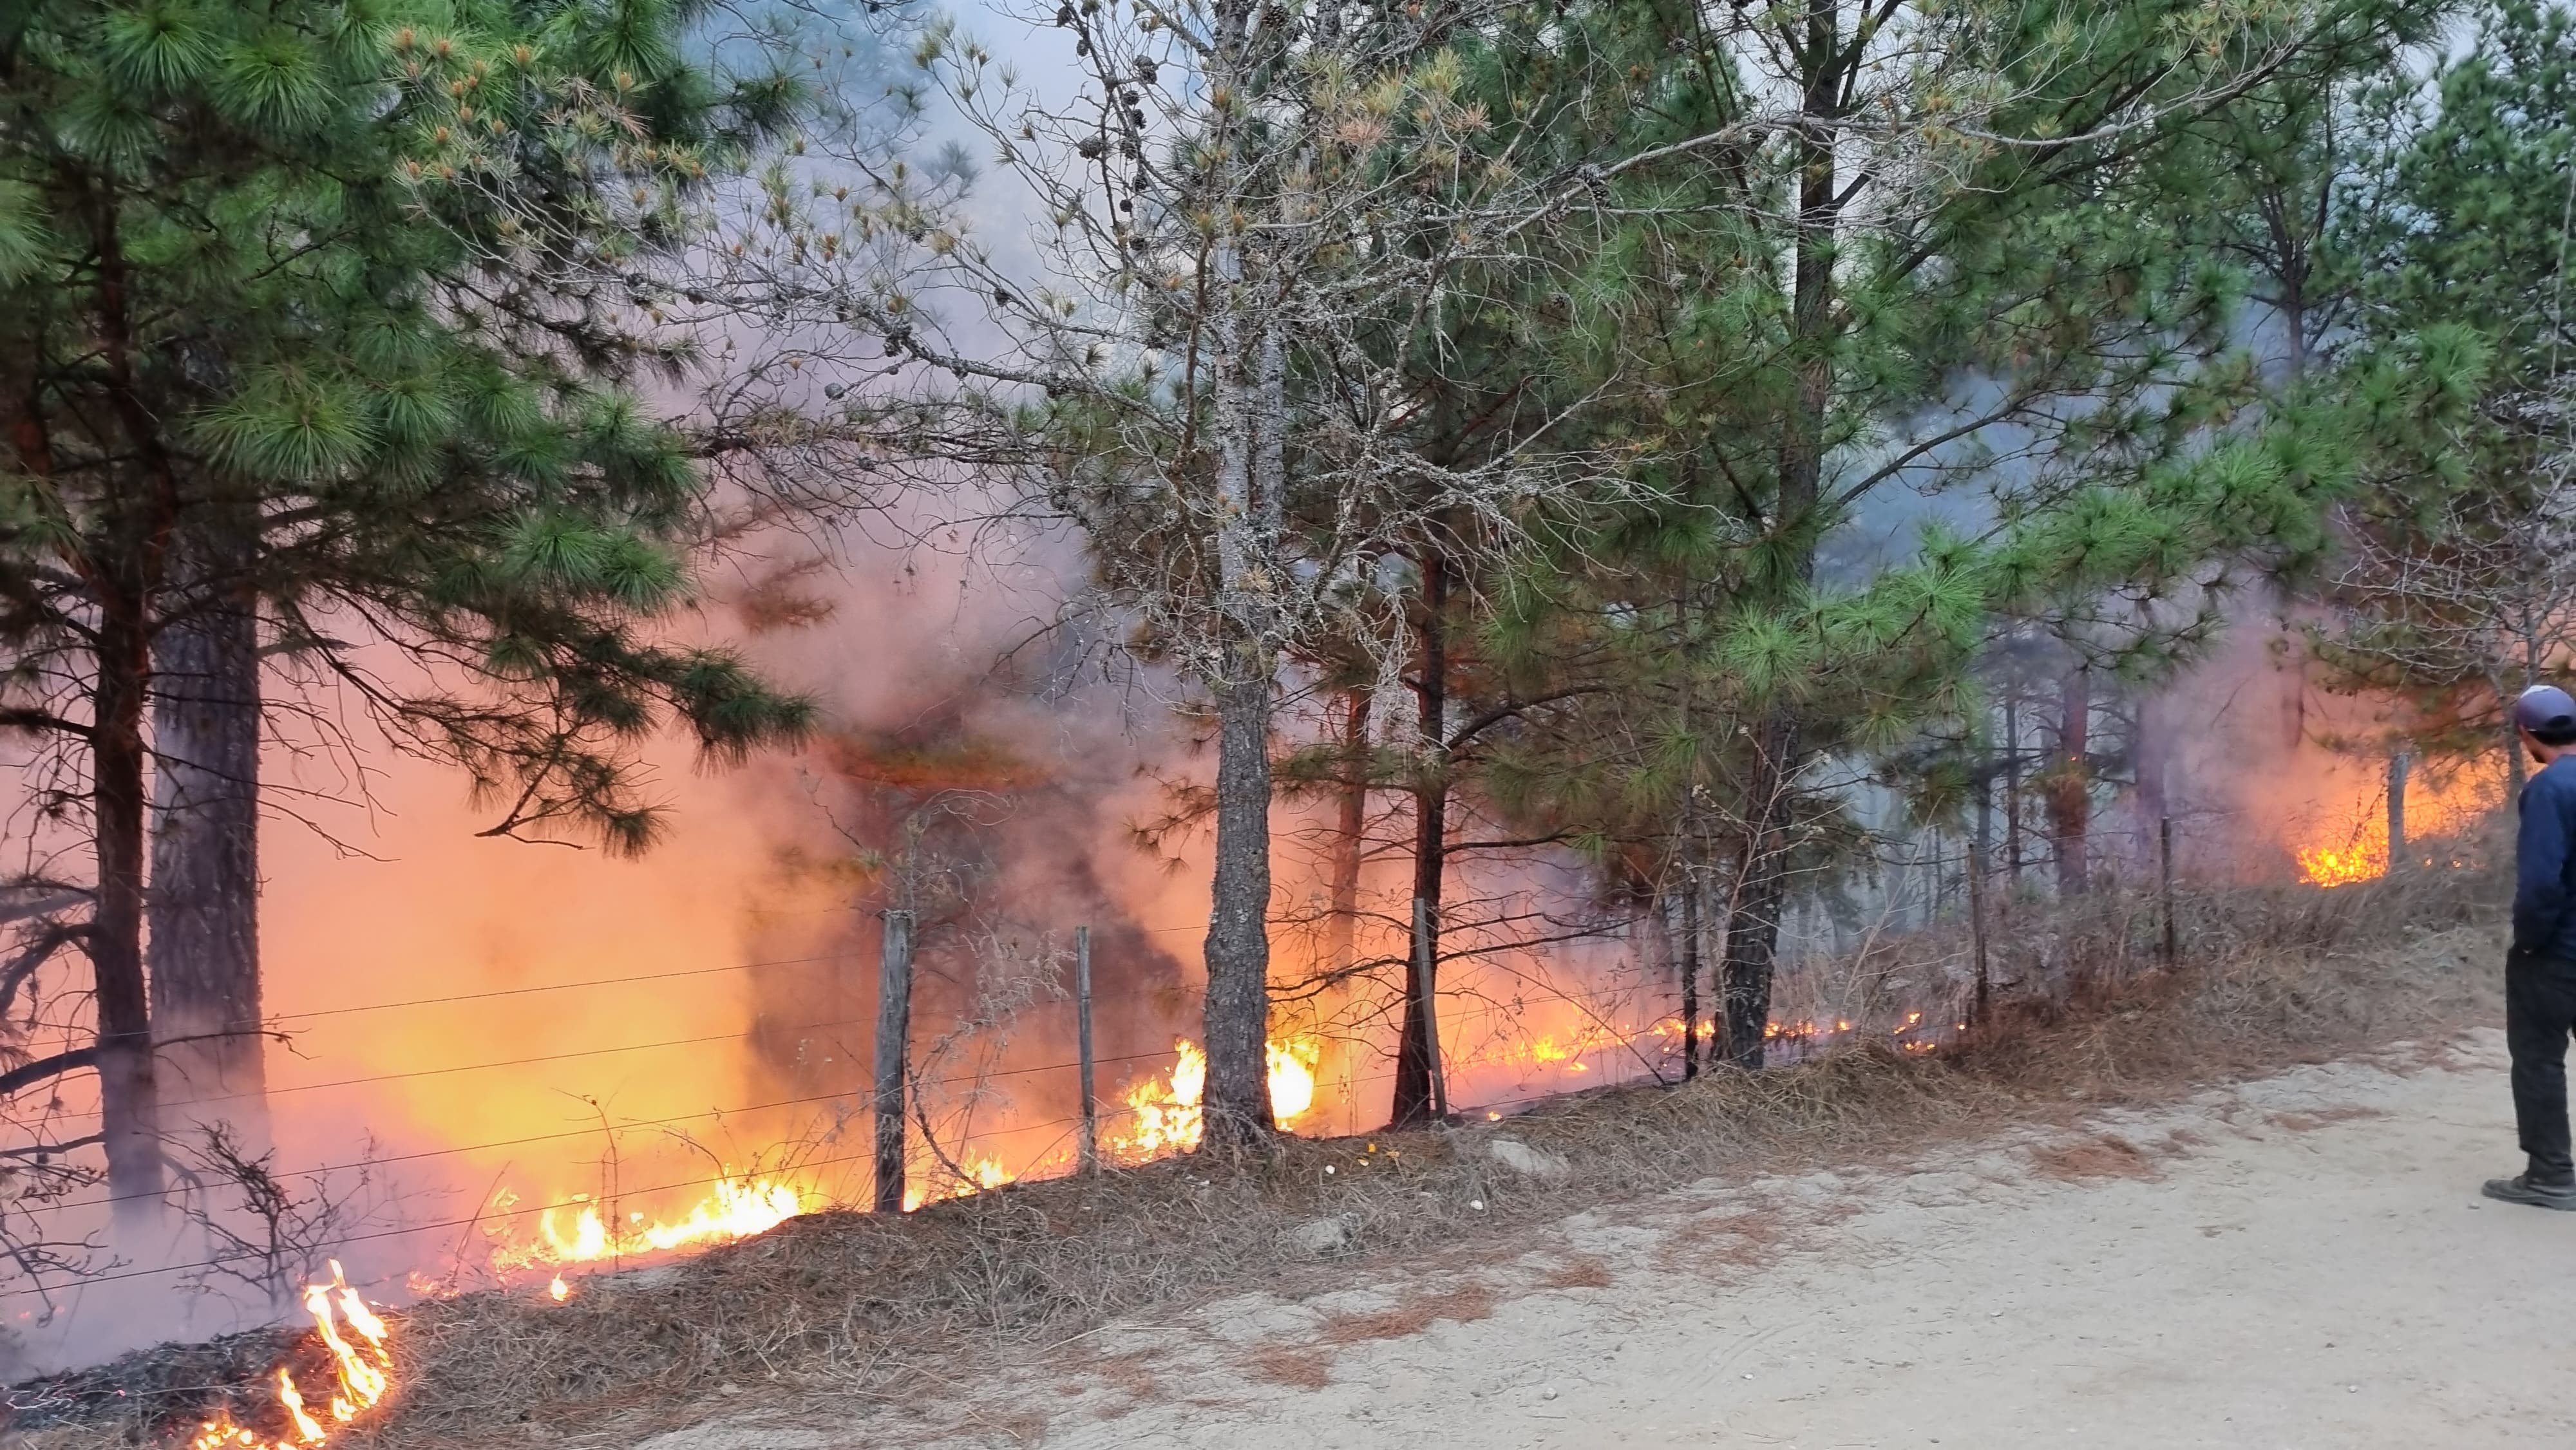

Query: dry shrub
left=17, top=861, right=2510, bottom=1450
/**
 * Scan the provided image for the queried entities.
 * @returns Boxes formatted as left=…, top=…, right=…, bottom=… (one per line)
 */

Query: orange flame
left=1113, top=1038, right=1318, bottom=1160
left=188, top=1262, right=392, bottom=1450
left=902, top=1154, right=1014, bottom=1212
left=2293, top=767, right=2498, bottom=887
left=486, top=1174, right=809, bottom=1273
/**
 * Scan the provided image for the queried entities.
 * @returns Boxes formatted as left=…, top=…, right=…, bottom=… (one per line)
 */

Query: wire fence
left=11, top=807, right=2309, bottom=1310
left=0, top=919, right=1721, bottom=1305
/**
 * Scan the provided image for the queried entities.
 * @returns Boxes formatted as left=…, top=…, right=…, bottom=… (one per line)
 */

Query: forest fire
left=187, top=1263, right=392, bottom=1450
left=2292, top=764, right=2501, bottom=887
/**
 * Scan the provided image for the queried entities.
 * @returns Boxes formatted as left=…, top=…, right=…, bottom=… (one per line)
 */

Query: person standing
left=2486, top=683, right=2576, bottom=1209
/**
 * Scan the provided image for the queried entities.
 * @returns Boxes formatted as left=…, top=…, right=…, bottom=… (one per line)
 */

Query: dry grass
left=1537, top=1256, right=1613, bottom=1291
left=1084, top=1350, right=1160, bottom=1406
left=1654, top=1209, right=1794, bottom=1275
left=2268, top=1106, right=2386, bottom=1133
left=1314, top=1283, right=1497, bottom=1346
left=1239, top=1346, right=1334, bottom=1390
left=2028, top=1134, right=2159, bottom=1182
left=14, top=858, right=2510, bottom=1450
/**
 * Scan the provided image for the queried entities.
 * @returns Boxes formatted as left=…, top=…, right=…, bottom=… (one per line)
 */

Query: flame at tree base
left=1117, top=1039, right=1318, bottom=1158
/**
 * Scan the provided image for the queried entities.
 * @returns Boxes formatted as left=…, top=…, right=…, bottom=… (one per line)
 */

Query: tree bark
left=2386, top=749, right=2408, bottom=873
left=1392, top=547, right=1447, bottom=1125
left=2003, top=688, right=2024, bottom=883
left=1678, top=885, right=1701, bottom=1081
left=1719, top=717, right=1795, bottom=1069
left=1967, top=830, right=1993, bottom=1025
left=2049, top=665, right=2091, bottom=897
left=2134, top=690, right=2168, bottom=851
left=1201, top=668, right=1276, bottom=1149
left=94, top=600, right=167, bottom=1224
left=149, top=523, right=266, bottom=1144
left=1323, top=690, right=1368, bottom=973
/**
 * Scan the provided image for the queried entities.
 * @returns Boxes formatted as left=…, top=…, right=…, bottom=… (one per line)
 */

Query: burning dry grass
left=15, top=859, right=2510, bottom=1450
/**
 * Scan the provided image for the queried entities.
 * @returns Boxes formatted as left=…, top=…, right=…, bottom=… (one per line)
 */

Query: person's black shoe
left=2481, top=1173, right=2576, bottom=1210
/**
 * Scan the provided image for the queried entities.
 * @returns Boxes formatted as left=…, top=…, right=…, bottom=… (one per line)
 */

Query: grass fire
left=184, top=1265, right=390, bottom=1450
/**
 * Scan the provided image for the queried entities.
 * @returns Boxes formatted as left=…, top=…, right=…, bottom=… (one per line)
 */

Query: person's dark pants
left=2506, top=953, right=2576, bottom=1185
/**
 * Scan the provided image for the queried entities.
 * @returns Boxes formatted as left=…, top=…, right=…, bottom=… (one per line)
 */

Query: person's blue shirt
left=2514, top=753, right=2576, bottom=961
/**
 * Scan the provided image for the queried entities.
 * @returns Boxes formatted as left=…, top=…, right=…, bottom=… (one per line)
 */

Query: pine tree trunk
left=2134, top=692, right=2168, bottom=852
left=1678, top=885, right=1701, bottom=1082
left=2387, top=749, right=2409, bottom=873
left=149, top=526, right=265, bottom=1145
left=2050, top=666, right=2090, bottom=896
left=1323, top=690, right=1367, bottom=973
left=94, top=599, right=167, bottom=1224
left=1202, top=666, right=1276, bottom=1149
left=1195, top=50, right=1279, bottom=1150
left=2003, top=688, right=2024, bottom=883
left=1722, top=717, right=1803, bottom=1068
left=1721, top=5, right=1838, bottom=1071
left=1392, top=548, right=1446, bottom=1125
left=1974, top=734, right=1996, bottom=1014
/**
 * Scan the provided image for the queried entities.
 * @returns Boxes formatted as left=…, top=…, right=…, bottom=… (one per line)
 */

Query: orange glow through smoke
left=2294, top=767, right=2499, bottom=887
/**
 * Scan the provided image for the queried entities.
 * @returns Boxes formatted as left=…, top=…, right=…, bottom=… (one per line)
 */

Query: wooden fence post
left=1075, top=924, right=1098, bottom=1173
left=871, top=909, right=914, bottom=1214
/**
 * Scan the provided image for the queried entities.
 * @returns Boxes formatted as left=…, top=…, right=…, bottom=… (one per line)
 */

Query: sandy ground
left=642, top=1032, right=2576, bottom=1450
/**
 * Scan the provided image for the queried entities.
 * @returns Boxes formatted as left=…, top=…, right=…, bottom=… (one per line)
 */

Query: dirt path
left=642, top=1033, right=2576, bottom=1450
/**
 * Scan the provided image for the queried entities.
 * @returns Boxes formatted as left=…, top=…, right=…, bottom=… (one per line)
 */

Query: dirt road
left=1045, top=1033, right=2575, bottom=1449
left=647, top=1033, right=2576, bottom=1450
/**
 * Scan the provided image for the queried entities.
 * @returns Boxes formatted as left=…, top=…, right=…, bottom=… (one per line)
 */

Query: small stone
left=1488, top=1138, right=1573, bottom=1181
left=717, top=1383, right=743, bottom=1397
left=1283, top=1216, right=1352, bottom=1256
left=1540, top=1386, right=1558, bottom=1400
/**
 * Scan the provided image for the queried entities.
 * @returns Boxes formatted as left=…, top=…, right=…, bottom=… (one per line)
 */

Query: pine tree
left=2306, top=0, right=2576, bottom=780
left=0, top=0, right=813, bottom=1218
left=805, top=0, right=1622, bottom=1146
left=1453, top=0, right=2395, bottom=1062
